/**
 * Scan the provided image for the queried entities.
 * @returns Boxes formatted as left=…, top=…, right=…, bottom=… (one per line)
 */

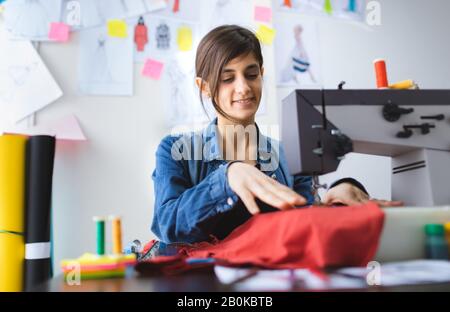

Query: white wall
left=4, top=0, right=449, bottom=272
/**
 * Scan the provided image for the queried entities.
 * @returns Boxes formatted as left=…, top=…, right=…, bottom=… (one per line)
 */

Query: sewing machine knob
left=333, top=132, right=353, bottom=158
left=383, top=102, right=414, bottom=122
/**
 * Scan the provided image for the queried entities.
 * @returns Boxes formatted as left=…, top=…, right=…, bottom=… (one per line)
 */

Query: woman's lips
left=232, top=97, right=256, bottom=107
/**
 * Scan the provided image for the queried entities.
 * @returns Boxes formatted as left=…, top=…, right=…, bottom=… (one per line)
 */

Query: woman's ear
left=195, top=77, right=211, bottom=98
left=260, top=66, right=265, bottom=77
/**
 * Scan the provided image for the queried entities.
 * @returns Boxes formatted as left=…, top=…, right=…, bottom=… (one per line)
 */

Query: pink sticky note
left=254, top=6, right=272, bottom=23
left=48, top=22, right=70, bottom=42
left=142, top=59, right=164, bottom=80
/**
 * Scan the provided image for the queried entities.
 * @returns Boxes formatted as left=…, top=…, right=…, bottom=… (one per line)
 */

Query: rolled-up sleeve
left=293, top=175, right=314, bottom=206
left=151, top=136, right=239, bottom=244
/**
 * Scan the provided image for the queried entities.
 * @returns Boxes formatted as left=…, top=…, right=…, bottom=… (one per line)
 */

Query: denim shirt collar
left=201, top=117, right=275, bottom=164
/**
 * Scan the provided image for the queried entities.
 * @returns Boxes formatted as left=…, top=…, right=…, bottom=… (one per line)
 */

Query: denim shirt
left=151, top=118, right=314, bottom=244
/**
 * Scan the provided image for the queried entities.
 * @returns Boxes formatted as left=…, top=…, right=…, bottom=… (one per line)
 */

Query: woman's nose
left=234, top=76, right=251, bottom=94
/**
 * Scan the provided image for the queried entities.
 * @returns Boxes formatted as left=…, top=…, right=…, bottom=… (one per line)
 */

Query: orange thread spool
left=110, top=216, right=122, bottom=254
left=374, top=59, right=389, bottom=89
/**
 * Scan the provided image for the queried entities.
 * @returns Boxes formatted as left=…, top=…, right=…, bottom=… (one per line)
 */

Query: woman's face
left=216, top=53, right=264, bottom=124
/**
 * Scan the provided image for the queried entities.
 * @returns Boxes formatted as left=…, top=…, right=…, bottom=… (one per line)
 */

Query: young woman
left=151, top=25, right=401, bottom=244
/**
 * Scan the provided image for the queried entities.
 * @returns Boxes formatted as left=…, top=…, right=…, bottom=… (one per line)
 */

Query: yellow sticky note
left=256, top=25, right=276, bottom=45
left=177, top=26, right=192, bottom=51
left=107, top=19, right=127, bottom=38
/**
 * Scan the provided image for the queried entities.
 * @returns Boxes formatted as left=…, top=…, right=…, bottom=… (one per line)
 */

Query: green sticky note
left=107, top=19, right=127, bottom=38
left=256, top=25, right=276, bottom=45
left=324, top=0, right=333, bottom=15
left=177, top=26, right=193, bottom=51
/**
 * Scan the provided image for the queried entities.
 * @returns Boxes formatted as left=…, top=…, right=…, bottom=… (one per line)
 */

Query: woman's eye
left=246, top=74, right=259, bottom=80
left=222, top=77, right=234, bottom=83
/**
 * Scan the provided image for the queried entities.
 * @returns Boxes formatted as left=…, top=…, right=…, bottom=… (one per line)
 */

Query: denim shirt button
left=227, top=197, right=234, bottom=206
left=271, top=173, right=277, bottom=180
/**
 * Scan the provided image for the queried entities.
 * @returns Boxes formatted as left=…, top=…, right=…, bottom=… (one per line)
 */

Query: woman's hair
left=195, top=25, right=263, bottom=120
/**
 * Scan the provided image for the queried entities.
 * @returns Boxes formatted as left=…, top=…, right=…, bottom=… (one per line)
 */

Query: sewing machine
left=281, top=89, right=450, bottom=207
left=281, top=89, right=450, bottom=261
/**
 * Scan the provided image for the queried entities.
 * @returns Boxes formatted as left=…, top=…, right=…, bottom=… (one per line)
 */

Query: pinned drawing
left=78, top=26, right=133, bottom=95
left=3, top=0, right=62, bottom=41
left=275, top=19, right=322, bottom=87
left=60, top=0, right=165, bottom=31
left=275, top=0, right=366, bottom=22
left=164, top=57, right=211, bottom=128
left=90, top=35, right=114, bottom=84
left=205, top=0, right=253, bottom=30
left=0, top=27, right=62, bottom=127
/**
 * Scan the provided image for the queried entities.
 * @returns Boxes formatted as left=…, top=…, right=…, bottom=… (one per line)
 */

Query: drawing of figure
left=8, top=62, right=38, bottom=86
left=156, top=22, right=171, bottom=50
left=280, top=24, right=316, bottom=84
left=89, top=35, right=114, bottom=83
left=8, top=0, right=49, bottom=38
left=166, top=59, right=188, bottom=125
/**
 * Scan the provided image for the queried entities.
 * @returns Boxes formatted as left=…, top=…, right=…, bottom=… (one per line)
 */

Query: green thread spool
left=93, top=217, right=105, bottom=255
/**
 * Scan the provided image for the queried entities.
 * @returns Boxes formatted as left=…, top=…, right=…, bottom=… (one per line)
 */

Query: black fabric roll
left=24, top=135, right=56, bottom=291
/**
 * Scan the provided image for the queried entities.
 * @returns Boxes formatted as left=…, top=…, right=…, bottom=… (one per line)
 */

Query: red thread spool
left=374, top=59, right=389, bottom=89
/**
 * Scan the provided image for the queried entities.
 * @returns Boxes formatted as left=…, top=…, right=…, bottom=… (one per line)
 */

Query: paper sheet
left=0, top=26, right=63, bottom=127
left=337, top=260, right=450, bottom=287
left=202, top=0, right=253, bottom=31
left=142, top=58, right=164, bottom=79
left=176, top=25, right=193, bottom=51
left=163, top=55, right=212, bottom=128
left=48, top=22, right=70, bottom=42
left=256, top=24, right=276, bottom=45
left=60, top=0, right=166, bottom=31
left=214, top=266, right=366, bottom=291
left=3, top=0, right=62, bottom=41
left=107, top=19, right=128, bottom=38
left=254, top=6, right=272, bottom=23
left=3, top=114, right=87, bottom=141
left=78, top=25, right=133, bottom=96
left=147, top=0, right=201, bottom=23
left=130, top=15, right=199, bottom=63
left=274, top=16, right=322, bottom=87
left=275, top=0, right=366, bottom=22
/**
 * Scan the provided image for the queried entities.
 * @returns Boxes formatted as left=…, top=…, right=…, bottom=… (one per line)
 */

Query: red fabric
left=181, top=202, right=385, bottom=270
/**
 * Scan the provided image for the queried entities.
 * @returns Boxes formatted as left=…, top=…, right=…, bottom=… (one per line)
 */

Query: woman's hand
left=227, top=162, right=307, bottom=215
left=322, top=182, right=404, bottom=207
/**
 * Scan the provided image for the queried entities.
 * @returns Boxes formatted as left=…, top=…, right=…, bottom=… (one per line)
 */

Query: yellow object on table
left=389, top=79, right=418, bottom=90
left=0, top=135, right=27, bottom=292
left=61, top=253, right=136, bottom=280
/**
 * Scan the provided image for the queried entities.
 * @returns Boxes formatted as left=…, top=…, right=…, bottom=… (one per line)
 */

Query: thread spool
left=389, top=79, right=417, bottom=90
left=110, top=216, right=122, bottom=254
left=93, top=217, right=105, bottom=255
left=374, top=59, right=389, bottom=89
